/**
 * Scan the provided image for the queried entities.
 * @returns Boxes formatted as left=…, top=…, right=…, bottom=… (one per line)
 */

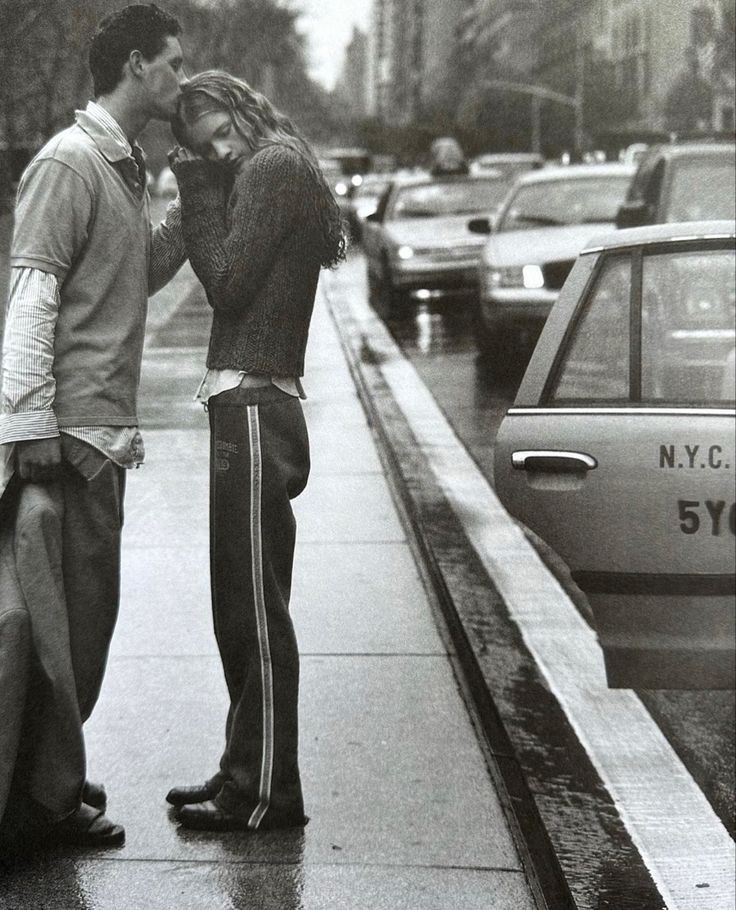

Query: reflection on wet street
left=384, top=296, right=527, bottom=480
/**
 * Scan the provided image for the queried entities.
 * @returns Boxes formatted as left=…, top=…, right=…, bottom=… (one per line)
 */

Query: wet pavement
left=0, top=263, right=538, bottom=909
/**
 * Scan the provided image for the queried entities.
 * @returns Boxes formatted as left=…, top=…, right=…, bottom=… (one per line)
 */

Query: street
left=341, top=245, right=736, bottom=841
left=323, top=243, right=736, bottom=909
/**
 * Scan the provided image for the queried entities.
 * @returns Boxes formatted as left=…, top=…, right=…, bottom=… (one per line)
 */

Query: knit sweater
left=173, top=144, right=324, bottom=376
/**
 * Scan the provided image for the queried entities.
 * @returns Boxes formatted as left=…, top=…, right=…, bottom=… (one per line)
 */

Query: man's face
left=141, top=36, right=186, bottom=120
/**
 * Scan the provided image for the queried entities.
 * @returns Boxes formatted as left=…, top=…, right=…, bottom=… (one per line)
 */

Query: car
left=362, top=172, right=513, bottom=313
left=616, top=141, right=736, bottom=228
left=345, top=174, right=392, bottom=242
left=469, top=163, right=635, bottom=371
left=470, top=152, right=544, bottom=179
left=493, top=220, right=736, bottom=689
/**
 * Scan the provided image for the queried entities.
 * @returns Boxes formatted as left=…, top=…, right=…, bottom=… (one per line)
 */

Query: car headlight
left=397, top=245, right=415, bottom=260
left=335, top=181, right=349, bottom=196
left=522, top=264, right=545, bottom=289
left=488, top=265, right=545, bottom=289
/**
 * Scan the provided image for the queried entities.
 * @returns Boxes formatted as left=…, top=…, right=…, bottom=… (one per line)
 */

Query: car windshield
left=665, top=156, right=736, bottom=222
left=389, top=178, right=509, bottom=219
left=497, top=175, right=631, bottom=231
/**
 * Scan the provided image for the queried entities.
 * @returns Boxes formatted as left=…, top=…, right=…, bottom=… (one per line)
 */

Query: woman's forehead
left=186, top=110, right=231, bottom=140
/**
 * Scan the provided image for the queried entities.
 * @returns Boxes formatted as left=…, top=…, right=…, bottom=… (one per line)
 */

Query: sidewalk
left=0, top=273, right=538, bottom=909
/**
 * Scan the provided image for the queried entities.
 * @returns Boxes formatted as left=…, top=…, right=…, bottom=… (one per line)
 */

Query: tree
left=0, top=0, right=343, bottom=194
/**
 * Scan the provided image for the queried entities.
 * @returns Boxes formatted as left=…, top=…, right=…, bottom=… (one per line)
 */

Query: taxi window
left=641, top=247, right=736, bottom=404
left=550, top=256, right=631, bottom=401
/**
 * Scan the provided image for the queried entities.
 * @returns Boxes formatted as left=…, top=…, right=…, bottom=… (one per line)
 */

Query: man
left=0, top=3, right=187, bottom=847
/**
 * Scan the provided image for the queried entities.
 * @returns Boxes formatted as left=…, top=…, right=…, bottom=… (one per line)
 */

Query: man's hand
left=16, top=437, right=62, bottom=483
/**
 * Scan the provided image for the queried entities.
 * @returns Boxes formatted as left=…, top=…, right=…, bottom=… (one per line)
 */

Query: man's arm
left=149, top=195, right=188, bottom=295
left=1, top=267, right=62, bottom=481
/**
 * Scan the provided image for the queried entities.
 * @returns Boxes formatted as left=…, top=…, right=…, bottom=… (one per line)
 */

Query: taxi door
left=494, top=236, right=736, bottom=688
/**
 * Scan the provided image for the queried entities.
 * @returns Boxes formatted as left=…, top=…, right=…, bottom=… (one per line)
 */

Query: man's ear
left=128, top=49, right=145, bottom=78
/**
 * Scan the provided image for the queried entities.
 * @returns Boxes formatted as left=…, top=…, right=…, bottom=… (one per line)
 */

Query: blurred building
left=367, top=0, right=735, bottom=145
left=457, top=0, right=537, bottom=79
left=533, top=0, right=734, bottom=137
left=368, top=0, right=465, bottom=125
left=334, top=26, right=370, bottom=119
left=368, top=0, right=393, bottom=118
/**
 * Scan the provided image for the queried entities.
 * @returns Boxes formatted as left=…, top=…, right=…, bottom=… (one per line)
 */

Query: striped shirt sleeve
left=149, top=195, right=187, bottom=295
left=0, top=267, right=61, bottom=444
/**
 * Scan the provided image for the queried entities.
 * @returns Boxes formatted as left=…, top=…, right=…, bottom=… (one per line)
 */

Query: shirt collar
left=75, top=101, right=146, bottom=166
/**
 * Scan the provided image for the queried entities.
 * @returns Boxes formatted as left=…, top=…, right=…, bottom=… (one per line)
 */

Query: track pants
left=207, top=384, right=310, bottom=829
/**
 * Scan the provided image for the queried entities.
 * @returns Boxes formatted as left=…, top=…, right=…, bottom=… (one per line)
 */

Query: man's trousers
left=207, top=384, right=310, bottom=829
left=0, top=437, right=124, bottom=824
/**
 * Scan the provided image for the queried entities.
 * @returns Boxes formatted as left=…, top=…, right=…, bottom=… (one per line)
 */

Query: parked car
left=616, top=141, right=736, bottom=228
left=346, top=174, right=392, bottom=241
left=469, top=163, right=635, bottom=370
left=470, top=152, right=544, bottom=179
left=362, top=172, right=512, bottom=313
left=494, top=220, right=736, bottom=689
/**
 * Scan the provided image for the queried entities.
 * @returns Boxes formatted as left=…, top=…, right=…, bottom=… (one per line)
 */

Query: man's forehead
left=159, top=35, right=183, bottom=61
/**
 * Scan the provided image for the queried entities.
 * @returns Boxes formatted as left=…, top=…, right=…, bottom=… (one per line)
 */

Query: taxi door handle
left=511, top=450, right=598, bottom=473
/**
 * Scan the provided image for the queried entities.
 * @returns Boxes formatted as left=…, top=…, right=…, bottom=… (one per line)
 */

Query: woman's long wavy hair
left=173, top=70, right=346, bottom=268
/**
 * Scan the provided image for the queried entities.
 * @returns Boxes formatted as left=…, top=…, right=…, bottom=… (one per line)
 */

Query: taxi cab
left=362, top=172, right=511, bottom=313
left=494, top=221, right=735, bottom=689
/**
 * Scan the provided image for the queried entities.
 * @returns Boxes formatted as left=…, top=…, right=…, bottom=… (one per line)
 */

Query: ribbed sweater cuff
left=170, top=159, right=223, bottom=192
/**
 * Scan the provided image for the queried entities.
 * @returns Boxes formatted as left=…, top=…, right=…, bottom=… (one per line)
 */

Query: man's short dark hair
left=89, top=4, right=182, bottom=97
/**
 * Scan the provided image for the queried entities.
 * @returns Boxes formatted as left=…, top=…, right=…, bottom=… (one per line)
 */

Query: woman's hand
left=168, top=145, right=202, bottom=169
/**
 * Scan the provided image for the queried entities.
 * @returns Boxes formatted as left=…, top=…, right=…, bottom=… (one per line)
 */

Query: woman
left=165, top=71, right=345, bottom=832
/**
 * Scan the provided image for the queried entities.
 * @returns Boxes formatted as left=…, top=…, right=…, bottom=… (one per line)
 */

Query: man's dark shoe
left=82, top=781, right=107, bottom=812
left=48, top=803, right=125, bottom=847
left=165, top=781, right=221, bottom=807
left=176, top=800, right=308, bottom=832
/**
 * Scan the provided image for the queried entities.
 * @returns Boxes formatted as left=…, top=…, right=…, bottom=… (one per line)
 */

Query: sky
left=294, top=0, right=372, bottom=91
